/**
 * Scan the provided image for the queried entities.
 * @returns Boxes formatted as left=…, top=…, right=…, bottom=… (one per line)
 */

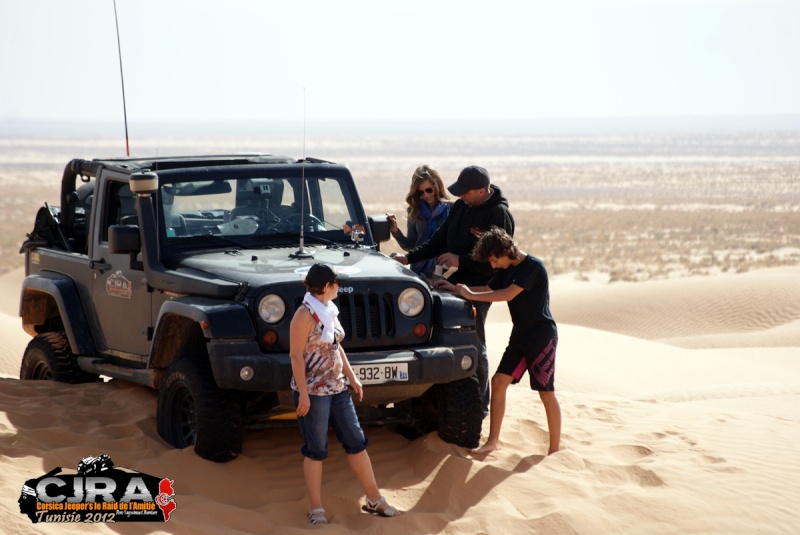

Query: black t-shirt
left=488, top=255, right=557, bottom=345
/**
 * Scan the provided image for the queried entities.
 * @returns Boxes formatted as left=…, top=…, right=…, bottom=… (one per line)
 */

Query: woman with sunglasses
left=387, top=165, right=451, bottom=277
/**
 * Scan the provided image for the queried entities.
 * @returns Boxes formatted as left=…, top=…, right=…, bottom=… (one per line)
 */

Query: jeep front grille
left=338, top=292, right=395, bottom=340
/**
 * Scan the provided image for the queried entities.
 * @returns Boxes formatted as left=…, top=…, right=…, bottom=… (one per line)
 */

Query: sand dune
left=552, top=266, right=800, bottom=348
left=1, top=268, right=799, bottom=534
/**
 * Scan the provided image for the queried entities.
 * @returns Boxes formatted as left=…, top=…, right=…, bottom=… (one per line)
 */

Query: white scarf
left=303, top=292, right=339, bottom=344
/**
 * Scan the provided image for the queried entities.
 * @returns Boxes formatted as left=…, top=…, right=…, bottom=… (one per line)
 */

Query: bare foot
left=470, top=442, right=499, bottom=455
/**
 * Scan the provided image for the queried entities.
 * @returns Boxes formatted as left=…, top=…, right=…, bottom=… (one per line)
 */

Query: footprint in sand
left=595, top=465, right=665, bottom=487
left=691, top=454, right=744, bottom=473
left=517, top=419, right=548, bottom=445
left=635, top=431, right=667, bottom=441
left=605, top=444, right=654, bottom=464
left=661, top=429, right=698, bottom=447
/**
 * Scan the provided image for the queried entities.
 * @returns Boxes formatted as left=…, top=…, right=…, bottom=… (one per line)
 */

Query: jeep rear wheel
left=436, top=375, right=482, bottom=449
left=157, top=356, right=242, bottom=463
left=20, top=332, right=100, bottom=383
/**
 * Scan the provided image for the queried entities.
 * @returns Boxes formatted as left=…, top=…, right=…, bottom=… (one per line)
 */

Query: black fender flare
left=154, top=297, right=256, bottom=339
left=432, top=291, right=477, bottom=329
left=20, top=272, right=96, bottom=355
left=149, top=298, right=256, bottom=372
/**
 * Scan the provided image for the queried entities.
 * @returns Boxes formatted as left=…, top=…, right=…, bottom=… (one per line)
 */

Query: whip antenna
left=113, top=0, right=130, bottom=156
left=291, top=87, right=313, bottom=259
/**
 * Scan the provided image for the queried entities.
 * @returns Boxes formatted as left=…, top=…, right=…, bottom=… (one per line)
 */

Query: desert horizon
left=2, top=128, right=798, bottom=281
left=1, top=128, right=798, bottom=534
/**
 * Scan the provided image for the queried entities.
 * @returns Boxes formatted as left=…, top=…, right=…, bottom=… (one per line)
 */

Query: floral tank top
left=290, top=304, right=347, bottom=396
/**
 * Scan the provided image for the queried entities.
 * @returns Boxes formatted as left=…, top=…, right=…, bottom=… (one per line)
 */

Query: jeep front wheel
left=436, top=375, right=483, bottom=449
left=20, top=332, right=100, bottom=383
left=157, top=356, right=242, bottom=463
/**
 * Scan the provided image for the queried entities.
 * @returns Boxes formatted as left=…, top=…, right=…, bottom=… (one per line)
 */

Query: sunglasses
left=417, top=187, right=434, bottom=196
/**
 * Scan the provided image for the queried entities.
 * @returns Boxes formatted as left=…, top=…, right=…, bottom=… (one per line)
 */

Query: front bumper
left=207, top=332, right=479, bottom=393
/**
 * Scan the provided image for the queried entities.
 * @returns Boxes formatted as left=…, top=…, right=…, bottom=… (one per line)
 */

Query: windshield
left=158, top=172, right=367, bottom=244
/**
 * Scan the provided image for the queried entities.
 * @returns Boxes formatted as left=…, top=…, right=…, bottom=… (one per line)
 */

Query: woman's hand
left=296, top=392, right=311, bottom=417
left=386, top=213, right=398, bottom=233
left=349, top=376, right=364, bottom=402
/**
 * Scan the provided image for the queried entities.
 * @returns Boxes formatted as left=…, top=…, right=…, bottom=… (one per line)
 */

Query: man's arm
left=406, top=213, right=450, bottom=264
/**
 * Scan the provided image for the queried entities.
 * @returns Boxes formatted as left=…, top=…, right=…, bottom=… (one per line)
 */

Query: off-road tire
left=436, top=375, right=482, bottom=448
left=157, top=356, right=242, bottom=463
left=20, top=332, right=100, bottom=383
left=393, top=389, right=439, bottom=441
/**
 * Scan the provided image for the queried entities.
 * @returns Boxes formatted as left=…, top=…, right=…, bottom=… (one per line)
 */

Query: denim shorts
left=293, top=389, right=368, bottom=461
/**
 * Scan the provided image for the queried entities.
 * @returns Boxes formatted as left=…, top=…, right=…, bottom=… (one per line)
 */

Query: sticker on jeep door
left=107, top=270, right=133, bottom=299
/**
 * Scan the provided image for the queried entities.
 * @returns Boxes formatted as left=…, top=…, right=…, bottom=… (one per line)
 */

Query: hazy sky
left=1, top=0, right=798, bottom=126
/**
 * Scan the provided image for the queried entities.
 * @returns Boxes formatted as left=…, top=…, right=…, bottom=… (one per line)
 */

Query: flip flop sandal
left=362, top=496, right=400, bottom=518
left=308, top=508, right=329, bottom=524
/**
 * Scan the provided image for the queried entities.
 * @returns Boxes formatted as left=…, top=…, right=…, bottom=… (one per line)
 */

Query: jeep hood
left=173, top=246, right=420, bottom=288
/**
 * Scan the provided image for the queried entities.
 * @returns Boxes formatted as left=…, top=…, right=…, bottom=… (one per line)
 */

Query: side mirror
left=368, top=214, right=391, bottom=244
left=109, top=225, right=141, bottom=254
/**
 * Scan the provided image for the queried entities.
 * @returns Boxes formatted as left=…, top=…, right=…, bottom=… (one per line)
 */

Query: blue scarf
left=412, top=201, right=451, bottom=276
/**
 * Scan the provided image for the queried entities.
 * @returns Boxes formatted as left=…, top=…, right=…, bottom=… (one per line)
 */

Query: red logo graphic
left=155, top=478, right=177, bottom=521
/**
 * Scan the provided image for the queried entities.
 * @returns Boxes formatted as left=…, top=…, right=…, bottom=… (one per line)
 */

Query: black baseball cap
left=305, top=263, right=348, bottom=287
left=448, top=165, right=490, bottom=196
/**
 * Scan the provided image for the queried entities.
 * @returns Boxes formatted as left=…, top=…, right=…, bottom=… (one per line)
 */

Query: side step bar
left=78, top=357, right=160, bottom=388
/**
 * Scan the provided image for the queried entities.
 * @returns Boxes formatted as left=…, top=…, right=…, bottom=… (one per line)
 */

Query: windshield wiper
left=173, top=231, right=249, bottom=251
left=257, top=232, right=340, bottom=249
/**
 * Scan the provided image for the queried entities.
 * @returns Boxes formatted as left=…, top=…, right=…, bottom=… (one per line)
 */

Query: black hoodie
left=406, top=185, right=515, bottom=286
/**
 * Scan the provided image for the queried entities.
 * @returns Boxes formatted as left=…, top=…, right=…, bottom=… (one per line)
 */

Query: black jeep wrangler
left=19, top=154, right=482, bottom=462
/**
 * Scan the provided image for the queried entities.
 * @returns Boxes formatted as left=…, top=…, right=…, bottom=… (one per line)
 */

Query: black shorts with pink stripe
left=496, top=338, right=557, bottom=391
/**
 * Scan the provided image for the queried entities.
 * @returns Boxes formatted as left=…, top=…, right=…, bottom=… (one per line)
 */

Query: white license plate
left=350, top=363, right=409, bottom=385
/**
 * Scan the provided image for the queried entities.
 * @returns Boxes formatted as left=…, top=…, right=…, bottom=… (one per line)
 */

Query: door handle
left=91, top=259, right=112, bottom=272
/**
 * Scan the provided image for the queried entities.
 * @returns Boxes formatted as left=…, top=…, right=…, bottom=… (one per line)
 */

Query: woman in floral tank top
left=289, top=264, right=401, bottom=525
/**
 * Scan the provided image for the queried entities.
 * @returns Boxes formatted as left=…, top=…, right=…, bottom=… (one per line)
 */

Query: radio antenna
left=290, top=87, right=313, bottom=259
left=113, top=0, right=130, bottom=156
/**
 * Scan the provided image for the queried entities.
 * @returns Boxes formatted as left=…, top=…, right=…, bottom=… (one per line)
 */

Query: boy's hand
left=455, top=284, right=474, bottom=299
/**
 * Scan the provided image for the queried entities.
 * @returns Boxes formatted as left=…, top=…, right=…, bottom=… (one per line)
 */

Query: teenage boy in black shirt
left=435, top=227, right=561, bottom=455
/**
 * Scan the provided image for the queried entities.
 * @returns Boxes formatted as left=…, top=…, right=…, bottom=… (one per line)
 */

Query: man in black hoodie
left=392, top=165, right=515, bottom=416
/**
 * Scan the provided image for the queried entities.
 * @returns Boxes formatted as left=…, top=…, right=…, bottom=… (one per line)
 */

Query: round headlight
left=398, top=287, right=425, bottom=317
left=258, top=294, right=286, bottom=324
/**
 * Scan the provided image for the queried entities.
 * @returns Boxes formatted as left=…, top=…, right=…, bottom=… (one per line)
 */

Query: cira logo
left=106, top=271, right=132, bottom=299
left=18, top=455, right=177, bottom=524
